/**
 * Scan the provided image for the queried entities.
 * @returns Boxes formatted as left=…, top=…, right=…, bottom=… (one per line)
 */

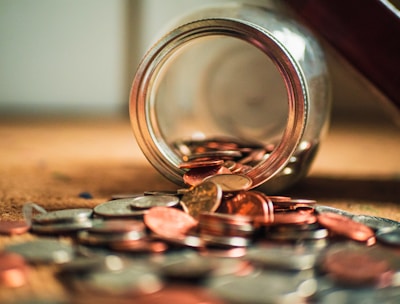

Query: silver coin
left=88, top=219, right=146, bottom=234
left=375, top=227, right=400, bottom=247
left=94, top=198, right=148, bottom=218
left=130, top=195, right=180, bottom=209
left=200, top=234, right=251, bottom=247
left=203, top=174, right=253, bottom=192
left=152, top=233, right=204, bottom=249
left=4, top=238, right=74, bottom=264
left=352, top=214, right=400, bottom=231
left=31, top=219, right=95, bottom=234
left=75, top=266, right=163, bottom=296
left=246, top=246, right=317, bottom=270
left=267, top=228, right=329, bottom=241
left=159, top=255, right=216, bottom=280
left=32, top=208, right=93, bottom=224
left=315, top=205, right=354, bottom=218
left=208, top=270, right=305, bottom=304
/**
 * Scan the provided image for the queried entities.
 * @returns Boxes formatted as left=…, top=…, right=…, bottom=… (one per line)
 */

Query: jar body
left=130, top=3, right=330, bottom=193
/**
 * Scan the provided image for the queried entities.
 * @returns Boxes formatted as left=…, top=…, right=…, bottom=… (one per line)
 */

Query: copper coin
left=0, top=252, right=29, bottom=288
left=0, top=220, right=30, bottom=235
left=317, top=212, right=375, bottom=242
left=180, top=181, right=222, bottom=219
left=322, top=248, right=391, bottom=286
left=179, top=159, right=224, bottom=169
left=185, top=150, right=242, bottom=161
left=270, top=211, right=317, bottom=225
left=224, top=191, right=270, bottom=219
left=144, top=206, right=198, bottom=239
left=183, top=166, right=231, bottom=187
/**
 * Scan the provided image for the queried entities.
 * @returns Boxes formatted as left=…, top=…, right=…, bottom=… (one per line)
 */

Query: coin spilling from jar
left=1, top=138, right=400, bottom=302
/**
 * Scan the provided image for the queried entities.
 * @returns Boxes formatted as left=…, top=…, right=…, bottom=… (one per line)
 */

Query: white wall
left=0, top=0, right=131, bottom=116
left=0, top=0, right=395, bottom=120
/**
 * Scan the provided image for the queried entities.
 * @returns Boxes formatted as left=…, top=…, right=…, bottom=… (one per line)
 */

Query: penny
left=0, top=220, right=30, bottom=235
left=180, top=181, right=222, bottom=219
left=199, top=212, right=254, bottom=238
left=130, top=194, right=180, bottom=210
left=223, top=191, right=271, bottom=222
left=183, top=165, right=231, bottom=187
left=144, top=206, right=198, bottom=239
left=0, top=252, right=29, bottom=288
left=179, top=159, right=224, bottom=169
left=204, top=174, right=253, bottom=192
left=322, top=248, right=392, bottom=286
left=184, top=150, right=242, bottom=162
left=94, top=198, right=148, bottom=218
left=317, top=212, right=375, bottom=243
left=271, top=211, right=317, bottom=225
left=32, top=208, right=93, bottom=224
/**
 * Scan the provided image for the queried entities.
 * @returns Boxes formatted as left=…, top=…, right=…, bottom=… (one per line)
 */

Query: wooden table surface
left=0, top=115, right=399, bottom=303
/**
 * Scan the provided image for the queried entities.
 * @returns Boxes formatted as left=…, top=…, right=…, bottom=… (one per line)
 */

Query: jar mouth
left=130, top=18, right=308, bottom=189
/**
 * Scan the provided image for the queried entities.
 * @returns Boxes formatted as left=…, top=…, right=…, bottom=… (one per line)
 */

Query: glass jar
left=129, top=2, right=331, bottom=193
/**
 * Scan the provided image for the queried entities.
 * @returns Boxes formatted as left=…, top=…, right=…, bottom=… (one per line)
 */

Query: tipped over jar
left=129, top=2, right=331, bottom=193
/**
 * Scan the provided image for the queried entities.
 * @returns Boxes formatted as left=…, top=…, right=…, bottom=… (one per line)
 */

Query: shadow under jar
left=130, top=3, right=331, bottom=193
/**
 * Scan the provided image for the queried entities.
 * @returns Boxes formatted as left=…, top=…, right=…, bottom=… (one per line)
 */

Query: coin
left=222, top=191, right=272, bottom=224
left=180, top=181, right=222, bottom=219
left=31, top=219, right=94, bottom=234
left=179, top=159, right=224, bottom=169
left=375, top=228, right=400, bottom=247
left=88, top=219, right=146, bottom=234
left=5, top=239, right=74, bottom=264
left=271, top=211, right=317, bottom=225
left=144, top=206, right=198, bottom=239
left=352, top=214, right=400, bottom=231
left=317, top=212, right=375, bottom=243
left=0, top=220, right=30, bottom=235
left=204, top=174, right=253, bottom=192
left=201, top=234, right=251, bottom=248
left=32, top=208, right=93, bottom=224
left=110, top=239, right=168, bottom=253
left=94, top=198, right=148, bottom=218
left=246, top=246, right=317, bottom=270
left=322, top=247, right=392, bottom=286
left=0, top=252, right=29, bottom=288
left=183, top=165, right=231, bottom=187
left=130, top=195, right=180, bottom=209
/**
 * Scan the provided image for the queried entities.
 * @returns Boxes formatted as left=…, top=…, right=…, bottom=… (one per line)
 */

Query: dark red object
left=284, top=0, right=400, bottom=110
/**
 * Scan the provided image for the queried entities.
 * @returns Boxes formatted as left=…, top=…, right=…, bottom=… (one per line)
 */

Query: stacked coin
left=77, top=219, right=147, bottom=247
left=31, top=208, right=94, bottom=234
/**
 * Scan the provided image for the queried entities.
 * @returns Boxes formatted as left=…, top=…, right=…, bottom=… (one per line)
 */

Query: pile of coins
left=1, top=138, right=400, bottom=302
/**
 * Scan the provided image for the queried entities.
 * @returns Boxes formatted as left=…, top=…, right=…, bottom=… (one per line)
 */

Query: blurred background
left=0, top=0, right=398, bottom=123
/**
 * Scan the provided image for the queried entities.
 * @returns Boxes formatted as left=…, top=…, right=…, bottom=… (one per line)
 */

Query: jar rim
left=130, top=17, right=308, bottom=188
